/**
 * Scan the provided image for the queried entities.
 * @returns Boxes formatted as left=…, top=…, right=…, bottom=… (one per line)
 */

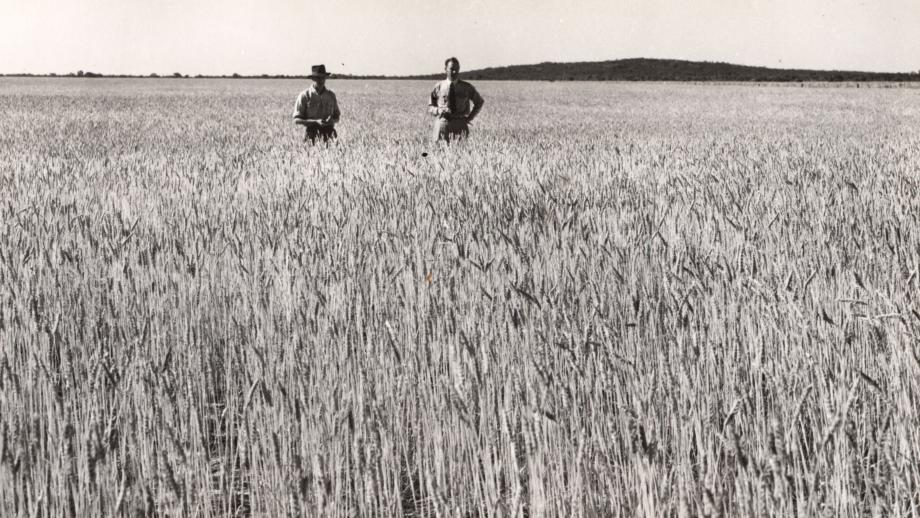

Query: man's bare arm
left=294, top=117, right=330, bottom=127
left=428, top=87, right=445, bottom=117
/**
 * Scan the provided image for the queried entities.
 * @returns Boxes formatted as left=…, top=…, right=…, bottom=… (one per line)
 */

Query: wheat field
left=1, top=78, right=919, bottom=516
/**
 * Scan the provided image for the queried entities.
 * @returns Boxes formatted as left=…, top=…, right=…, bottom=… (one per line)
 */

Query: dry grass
left=1, top=78, right=919, bottom=516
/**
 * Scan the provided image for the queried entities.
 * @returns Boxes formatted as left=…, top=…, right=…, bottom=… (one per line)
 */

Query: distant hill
left=4, top=58, right=918, bottom=81
left=406, top=58, right=920, bottom=82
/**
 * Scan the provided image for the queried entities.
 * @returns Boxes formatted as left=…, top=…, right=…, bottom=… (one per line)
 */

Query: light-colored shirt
left=293, top=87, right=341, bottom=124
left=429, top=79, right=483, bottom=118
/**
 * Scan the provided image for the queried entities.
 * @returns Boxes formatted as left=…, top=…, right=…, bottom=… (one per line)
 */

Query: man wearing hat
left=428, top=57, right=484, bottom=142
left=293, top=64, right=341, bottom=144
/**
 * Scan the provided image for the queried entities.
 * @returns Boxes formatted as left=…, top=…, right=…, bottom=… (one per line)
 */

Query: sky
left=2, top=0, right=918, bottom=76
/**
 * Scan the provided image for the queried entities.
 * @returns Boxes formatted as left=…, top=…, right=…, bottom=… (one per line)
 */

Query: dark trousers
left=305, top=125, right=337, bottom=144
left=432, top=119, right=469, bottom=142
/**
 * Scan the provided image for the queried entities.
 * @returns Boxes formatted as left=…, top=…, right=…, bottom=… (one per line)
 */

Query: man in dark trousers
left=428, top=57, right=484, bottom=142
left=293, top=65, right=341, bottom=144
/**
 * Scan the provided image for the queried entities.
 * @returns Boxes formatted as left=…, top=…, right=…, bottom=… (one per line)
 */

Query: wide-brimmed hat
left=308, top=64, right=332, bottom=79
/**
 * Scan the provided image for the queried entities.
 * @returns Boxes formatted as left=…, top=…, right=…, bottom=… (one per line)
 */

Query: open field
left=1, top=78, right=919, bottom=516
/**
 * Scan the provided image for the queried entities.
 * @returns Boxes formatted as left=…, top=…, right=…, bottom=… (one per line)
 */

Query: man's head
left=444, top=57, right=460, bottom=82
left=308, top=64, right=331, bottom=90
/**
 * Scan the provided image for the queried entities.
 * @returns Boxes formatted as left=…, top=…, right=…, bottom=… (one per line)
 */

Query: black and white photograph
left=1, top=0, right=919, bottom=515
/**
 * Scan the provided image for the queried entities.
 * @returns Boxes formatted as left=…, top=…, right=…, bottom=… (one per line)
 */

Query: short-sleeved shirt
left=293, top=87, right=341, bottom=124
left=429, top=80, right=483, bottom=117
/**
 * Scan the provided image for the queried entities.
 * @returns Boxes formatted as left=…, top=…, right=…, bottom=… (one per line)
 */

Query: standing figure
left=293, top=65, right=341, bottom=144
left=428, top=57, right=484, bottom=142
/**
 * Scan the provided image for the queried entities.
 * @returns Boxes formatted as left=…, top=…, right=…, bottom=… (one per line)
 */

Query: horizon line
left=2, top=57, right=919, bottom=78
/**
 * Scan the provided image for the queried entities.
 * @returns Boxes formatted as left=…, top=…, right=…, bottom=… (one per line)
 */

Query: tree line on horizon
left=3, top=59, right=919, bottom=82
